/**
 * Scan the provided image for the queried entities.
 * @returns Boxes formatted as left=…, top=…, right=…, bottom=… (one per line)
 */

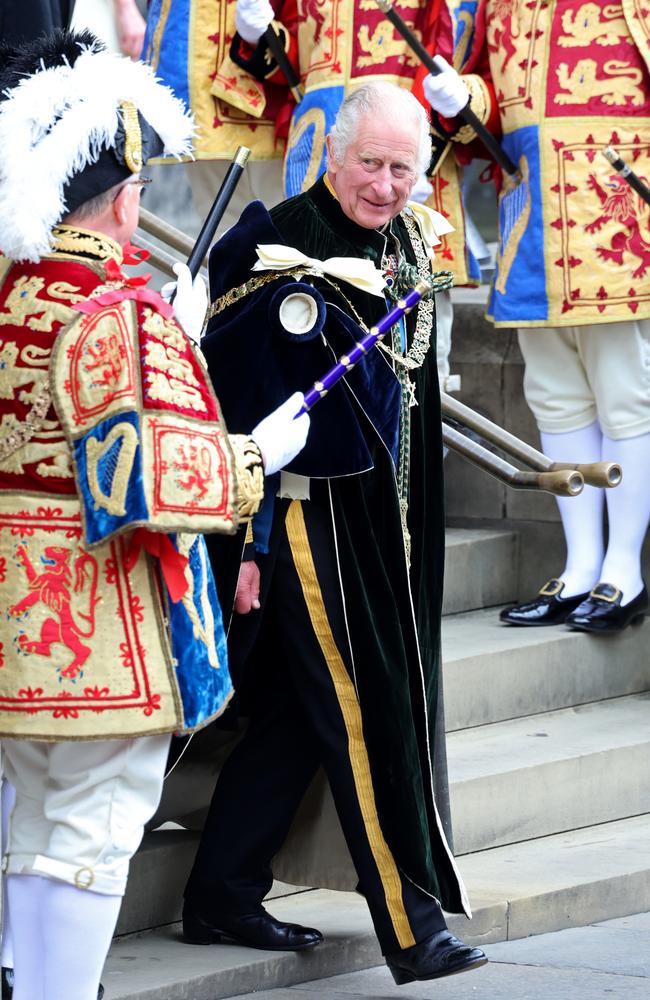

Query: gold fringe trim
left=229, top=434, right=265, bottom=521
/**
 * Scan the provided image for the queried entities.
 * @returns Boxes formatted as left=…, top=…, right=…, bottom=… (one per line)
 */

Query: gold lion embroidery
left=141, top=306, right=186, bottom=352
left=0, top=276, right=83, bottom=331
left=585, top=172, right=650, bottom=279
left=0, top=413, right=72, bottom=478
left=558, top=3, right=631, bottom=48
left=0, top=340, right=48, bottom=403
left=144, top=372, right=208, bottom=413
left=8, top=544, right=100, bottom=679
left=356, top=24, right=419, bottom=69
left=555, top=59, right=645, bottom=105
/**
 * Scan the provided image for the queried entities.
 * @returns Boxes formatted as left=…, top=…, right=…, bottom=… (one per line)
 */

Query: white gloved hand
left=235, top=0, right=274, bottom=45
left=251, top=392, right=310, bottom=476
left=409, top=173, right=434, bottom=204
left=423, top=55, right=470, bottom=118
left=161, top=262, right=207, bottom=344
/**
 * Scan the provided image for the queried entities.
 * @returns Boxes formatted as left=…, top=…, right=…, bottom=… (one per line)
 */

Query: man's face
left=326, top=115, right=419, bottom=229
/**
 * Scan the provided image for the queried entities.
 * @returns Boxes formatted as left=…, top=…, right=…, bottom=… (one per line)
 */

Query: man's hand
left=423, top=55, right=470, bottom=118
left=234, top=560, right=261, bottom=614
left=235, top=0, right=274, bottom=45
left=160, top=262, right=207, bottom=344
left=251, top=392, right=310, bottom=476
left=114, top=0, right=146, bottom=59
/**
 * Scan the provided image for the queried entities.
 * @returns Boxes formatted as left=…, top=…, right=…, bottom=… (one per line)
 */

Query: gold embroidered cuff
left=454, top=74, right=492, bottom=145
left=229, top=434, right=265, bottom=521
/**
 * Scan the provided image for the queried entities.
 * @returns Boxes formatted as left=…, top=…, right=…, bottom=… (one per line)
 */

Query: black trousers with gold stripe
left=185, top=496, right=447, bottom=955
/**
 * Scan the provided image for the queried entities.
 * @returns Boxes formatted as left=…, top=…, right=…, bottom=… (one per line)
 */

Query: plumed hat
left=0, top=30, right=193, bottom=262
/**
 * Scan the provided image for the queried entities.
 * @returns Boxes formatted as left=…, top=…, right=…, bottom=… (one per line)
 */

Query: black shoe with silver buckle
left=386, top=930, right=487, bottom=985
left=499, top=579, right=590, bottom=626
left=566, top=583, right=648, bottom=633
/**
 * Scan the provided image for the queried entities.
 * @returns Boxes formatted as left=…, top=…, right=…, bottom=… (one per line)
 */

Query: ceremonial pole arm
left=373, top=0, right=518, bottom=179
left=442, top=423, right=584, bottom=496
left=602, top=146, right=650, bottom=208
left=186, top=146, right=252, bottom=278
left=441, top=393, right=622, bottom=488
left=299, top=279, right=438, bottom=411
left=264, top=24, right=304, bottom=103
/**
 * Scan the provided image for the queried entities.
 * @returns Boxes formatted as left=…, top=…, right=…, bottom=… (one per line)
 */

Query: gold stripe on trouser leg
left=285, top=500, right=416, bottom=950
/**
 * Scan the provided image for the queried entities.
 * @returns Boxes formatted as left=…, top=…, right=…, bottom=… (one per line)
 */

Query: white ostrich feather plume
left=0, top=41, right=194, bottom=261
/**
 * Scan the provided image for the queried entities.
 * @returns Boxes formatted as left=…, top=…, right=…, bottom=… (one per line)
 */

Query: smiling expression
left=326, top=115, right=419, bottom=230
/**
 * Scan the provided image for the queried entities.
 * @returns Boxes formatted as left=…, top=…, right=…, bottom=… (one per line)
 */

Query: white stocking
left=599, top=432, right=650, bottom=604
left=6, top=874, right=46, bottom=1000
left=1, top=779, right=16, bottom=971
left=540, top=423, right=605, bottom=597
left=41, top=881, right=122, bottom=1000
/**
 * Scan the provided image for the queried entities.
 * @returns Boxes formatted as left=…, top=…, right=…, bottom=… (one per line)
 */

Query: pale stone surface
left=442, top=527, right=519, bottom=615
left=448, top=692, right=650, bottom=852
left=441, top=606, right=650, bottom=730
left=223, top=912, right=650, bottom=1000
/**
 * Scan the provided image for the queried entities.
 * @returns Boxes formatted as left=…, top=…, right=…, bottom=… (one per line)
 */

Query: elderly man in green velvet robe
left=184, top=81, right=487, bottom=986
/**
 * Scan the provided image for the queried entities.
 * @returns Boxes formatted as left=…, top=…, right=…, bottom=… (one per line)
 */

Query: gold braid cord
left=229, top=434, right=265, bottom=521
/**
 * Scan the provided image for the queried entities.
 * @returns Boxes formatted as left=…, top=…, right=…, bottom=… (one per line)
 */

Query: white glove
left=410, top=173, right=434, bottom=204
left=235, top=0, right=274, bottom=45
left=161, top=262, right=207, bottom=344
left=423, top=55, right=470, bottom=118
left=251, top=392, right=310, bottom=476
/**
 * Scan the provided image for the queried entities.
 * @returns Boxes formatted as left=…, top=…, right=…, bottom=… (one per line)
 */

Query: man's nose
left=370, top=166, right=393, bottom=196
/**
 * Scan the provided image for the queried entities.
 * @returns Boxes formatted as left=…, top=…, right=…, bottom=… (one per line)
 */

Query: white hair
left=329, top=83, right=432, bottom=175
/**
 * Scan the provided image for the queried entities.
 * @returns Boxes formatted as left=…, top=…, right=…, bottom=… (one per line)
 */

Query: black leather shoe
left=182, top=903, right=324, bottom=951
left=1, top=968, right=103, bottom=998
left=386, top=929, right=487, bottom=984
left=566, top=582, right=648, bottom=633
left=1, top=968, right=13, bottom=1000
left=499, top=578, right=590, bottom=626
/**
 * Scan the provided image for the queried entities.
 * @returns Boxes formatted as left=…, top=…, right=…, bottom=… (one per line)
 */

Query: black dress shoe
left=566, top=582, right=648, bottom=633
left=499, top=578, right=590, bottom=626
left=1, top=968, right=13, bottom=1000
left=386, top=929, right=487, bottom=985
left=1, top=968, right=103, bottom=999
left=182, top=902, right=324, bottom=951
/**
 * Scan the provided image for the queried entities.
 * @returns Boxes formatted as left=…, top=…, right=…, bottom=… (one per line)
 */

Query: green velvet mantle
left=210, top=177, right=467, bottom=916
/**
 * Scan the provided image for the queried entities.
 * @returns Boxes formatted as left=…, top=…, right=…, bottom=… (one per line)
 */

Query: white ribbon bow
left=252, top=244, right=387, bottom=298
left=406, top=201, right=455, bottom=259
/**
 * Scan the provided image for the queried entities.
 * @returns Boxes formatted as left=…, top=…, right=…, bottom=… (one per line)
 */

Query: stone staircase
left=101, top=522, right=650, bottom=999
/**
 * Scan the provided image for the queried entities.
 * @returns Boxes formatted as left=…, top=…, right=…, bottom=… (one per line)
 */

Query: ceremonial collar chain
left=378, top=212, right=452, bottom=373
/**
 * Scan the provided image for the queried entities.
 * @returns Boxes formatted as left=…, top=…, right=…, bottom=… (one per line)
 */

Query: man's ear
left=112, top=184, right=130, bottom=226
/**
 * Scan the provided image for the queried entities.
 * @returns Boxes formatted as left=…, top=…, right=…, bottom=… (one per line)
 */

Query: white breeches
left=1, top=735, right=170, bottom=896
left=517, top=319, right=650, bottom=439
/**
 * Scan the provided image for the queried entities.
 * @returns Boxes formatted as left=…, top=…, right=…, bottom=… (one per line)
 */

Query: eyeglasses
left=118, top=176, right=153, bottom=200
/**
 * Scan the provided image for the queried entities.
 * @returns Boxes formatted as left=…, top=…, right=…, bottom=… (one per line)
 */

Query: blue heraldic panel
left=167, top=534, right=232, bottom=730
left=142, top=0, right=192, bottom=109
left=488, top=125, right=548, bottom=324
left=284, top=85, right=345, bottom=197
left=73, top=410, right=149, bottom=545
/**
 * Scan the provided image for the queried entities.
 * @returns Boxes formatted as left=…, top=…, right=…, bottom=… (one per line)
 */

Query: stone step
left=103, top=814, right=650, bottom=1000
left=116, top=831, right=303, bottom=937
left=441, top=607, right=650, bottom=730
left=442, top=527, right=519, bottom=615
left=448, top=693, right=650, bottom=855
